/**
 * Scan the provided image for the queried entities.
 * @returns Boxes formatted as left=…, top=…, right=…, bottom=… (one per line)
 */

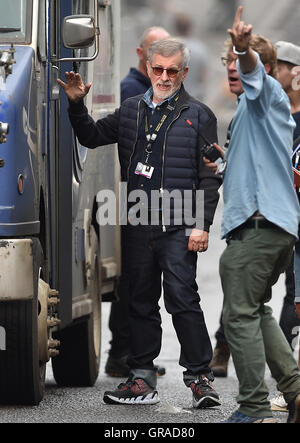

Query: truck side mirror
left=62, top=15, right=96, bottom=49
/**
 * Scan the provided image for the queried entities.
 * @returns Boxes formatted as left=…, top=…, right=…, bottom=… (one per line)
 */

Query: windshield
left=0, top=0, right=31, bottom=43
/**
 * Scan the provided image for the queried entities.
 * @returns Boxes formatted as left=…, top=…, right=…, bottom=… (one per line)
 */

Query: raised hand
left=227, top=5, right=253, bottom=52
left=57, top=71, right=92, bottom=103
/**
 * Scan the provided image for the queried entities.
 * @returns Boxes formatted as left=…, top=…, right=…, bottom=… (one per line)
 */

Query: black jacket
left=68, top=86, right=222, bottom=231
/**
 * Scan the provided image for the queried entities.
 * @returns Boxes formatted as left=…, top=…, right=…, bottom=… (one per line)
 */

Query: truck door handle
left=51, top=65, right=60, bottom=101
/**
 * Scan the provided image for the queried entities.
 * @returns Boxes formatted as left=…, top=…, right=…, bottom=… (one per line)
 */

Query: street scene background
left=1, top=0, right=300, bottom=423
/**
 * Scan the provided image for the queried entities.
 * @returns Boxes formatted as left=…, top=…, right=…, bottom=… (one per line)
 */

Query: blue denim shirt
left=142, top=86, right=180, bottom=110
left=221, top=52, right=300, bottom=239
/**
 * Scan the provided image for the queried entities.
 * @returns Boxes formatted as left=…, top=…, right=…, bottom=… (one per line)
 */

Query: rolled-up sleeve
left=236, top=51, right=278, bottom=116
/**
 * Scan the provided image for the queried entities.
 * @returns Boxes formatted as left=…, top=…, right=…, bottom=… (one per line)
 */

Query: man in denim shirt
left=206, top=6, right=300, bottom=423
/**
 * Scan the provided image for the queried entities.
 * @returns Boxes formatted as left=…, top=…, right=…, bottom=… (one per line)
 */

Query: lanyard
left=143, top=93, right=180, bottom=165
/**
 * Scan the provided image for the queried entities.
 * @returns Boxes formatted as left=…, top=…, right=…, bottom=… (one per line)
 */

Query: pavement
left=0, top=199, right=296, bottom=424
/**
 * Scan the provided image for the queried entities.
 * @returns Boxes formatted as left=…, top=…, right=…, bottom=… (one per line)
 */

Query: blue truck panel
left=0, top=46, right=39, bottom=236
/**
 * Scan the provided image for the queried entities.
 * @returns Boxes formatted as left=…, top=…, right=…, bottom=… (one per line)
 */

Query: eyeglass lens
left=221, top=57, right=237, bottom=66
left=152, top=66, right=180, bottom=77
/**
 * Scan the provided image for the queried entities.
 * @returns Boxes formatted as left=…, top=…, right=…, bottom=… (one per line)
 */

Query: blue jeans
left=125, top=226, right=213, bottom=388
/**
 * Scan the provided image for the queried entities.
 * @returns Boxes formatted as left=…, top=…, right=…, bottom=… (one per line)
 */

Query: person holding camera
left=58, top=38, right=222, bottom=408
left=209, top=42, right=300, bottom=409
left=205, top=6, right=300, bottom=423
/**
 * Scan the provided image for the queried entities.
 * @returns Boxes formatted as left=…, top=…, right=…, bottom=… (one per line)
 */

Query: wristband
left=233, top=46, right=248, bottom=55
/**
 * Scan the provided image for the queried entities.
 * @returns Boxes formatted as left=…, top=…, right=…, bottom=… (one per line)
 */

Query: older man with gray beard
left=58, top=38, right=222, bottom=408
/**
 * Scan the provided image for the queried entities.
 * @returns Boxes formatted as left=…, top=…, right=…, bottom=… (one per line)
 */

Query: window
left=93, top=3, right=115, bottom=104
left=0, top=0, right=32, bottom=43
left=72, top=0, right=90, bottom=14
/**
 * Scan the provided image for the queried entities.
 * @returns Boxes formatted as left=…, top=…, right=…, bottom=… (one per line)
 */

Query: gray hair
left=148, top=38, right=190, bottom=70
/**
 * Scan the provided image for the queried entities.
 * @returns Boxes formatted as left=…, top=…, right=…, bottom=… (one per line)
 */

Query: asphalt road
left=0, top=200, right=296, bottom=424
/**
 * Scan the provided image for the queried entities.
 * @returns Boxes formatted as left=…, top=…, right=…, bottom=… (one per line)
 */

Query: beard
left=152, top=81, right=176, bottom=101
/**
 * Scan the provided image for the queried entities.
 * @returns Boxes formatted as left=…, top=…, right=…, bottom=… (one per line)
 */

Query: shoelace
left=198, top=376, right=212, bottom=386
left=118, top=380, right=135, bottom=390
left=191, top=376, right=213, bottom=393
left=118, top=378, right=146, bottom=392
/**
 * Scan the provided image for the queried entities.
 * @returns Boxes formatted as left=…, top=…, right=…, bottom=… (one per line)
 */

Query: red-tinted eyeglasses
left=151, top=66, right=182, bottom=78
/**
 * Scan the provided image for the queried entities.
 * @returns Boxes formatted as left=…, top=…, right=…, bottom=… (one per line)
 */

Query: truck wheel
left=52, top=226, right=101, bottom=386
left=0, top=239, right=45, bottom=405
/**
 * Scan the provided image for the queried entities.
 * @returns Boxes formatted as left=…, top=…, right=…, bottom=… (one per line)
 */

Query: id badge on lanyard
left=135, top=162, right=154, bottom=179
left=134, top=94, right=180, bottom=180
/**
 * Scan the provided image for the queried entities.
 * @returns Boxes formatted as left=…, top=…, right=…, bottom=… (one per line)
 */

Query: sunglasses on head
left=151, top=66, right=182, bottom=78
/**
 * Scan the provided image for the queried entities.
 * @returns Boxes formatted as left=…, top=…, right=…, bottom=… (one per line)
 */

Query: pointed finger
left=233, top=5, right=243, bottom=26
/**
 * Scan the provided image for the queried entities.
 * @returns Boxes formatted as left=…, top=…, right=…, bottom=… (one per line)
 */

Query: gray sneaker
left=270, top=392, right=288, bottom=412
left=103, top=377, right=160, bottom=405
left=190, top=375, right=221, bottom=408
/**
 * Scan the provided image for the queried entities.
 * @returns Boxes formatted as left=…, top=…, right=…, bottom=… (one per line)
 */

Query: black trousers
left=125, top=226, right=212, bottom=378
left=108, top=226, right=130, bottom=358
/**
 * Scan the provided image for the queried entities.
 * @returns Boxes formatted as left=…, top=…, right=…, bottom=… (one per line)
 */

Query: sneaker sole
left=252, top=417, right=278, bottom=423
left=103, top=392, right=160, bottom=405
left=193, top=396, right=221, bottom=409
left=270, top=404, right=288, bottom=413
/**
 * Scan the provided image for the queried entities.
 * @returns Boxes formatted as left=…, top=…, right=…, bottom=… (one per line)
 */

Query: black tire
left=52, top=314, right=99, bottom=386
left=52, top=228, right=101, bottom=386
left=0, top=239, right=45, bottom=405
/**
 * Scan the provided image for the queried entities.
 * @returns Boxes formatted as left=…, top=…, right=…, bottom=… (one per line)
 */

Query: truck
left=0, top=0, right=121, bottom=405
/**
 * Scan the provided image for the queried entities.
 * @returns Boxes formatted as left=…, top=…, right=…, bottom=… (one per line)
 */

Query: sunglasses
left=151, top=66, right=182, bottom=78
